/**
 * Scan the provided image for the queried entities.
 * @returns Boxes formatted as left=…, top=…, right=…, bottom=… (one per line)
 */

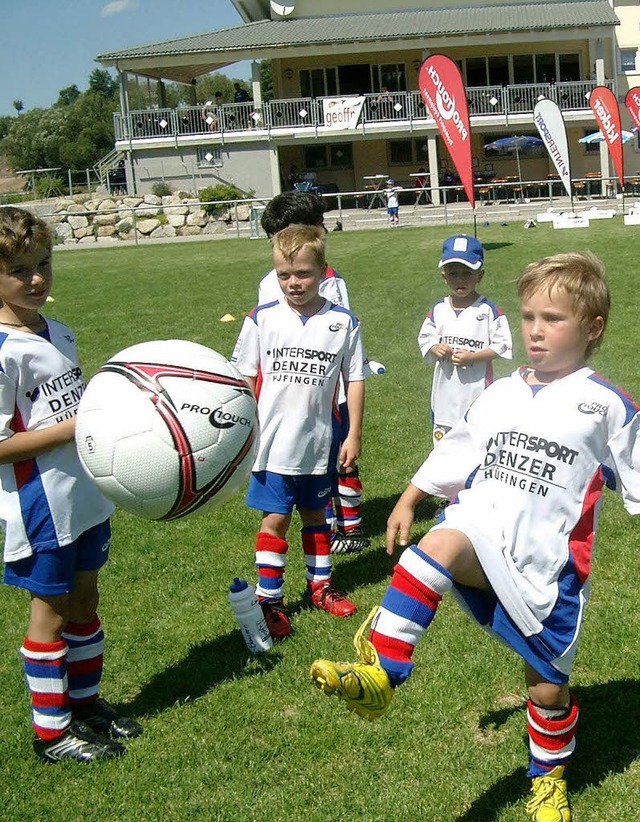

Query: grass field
left=0, top=220, right=638, bottom=821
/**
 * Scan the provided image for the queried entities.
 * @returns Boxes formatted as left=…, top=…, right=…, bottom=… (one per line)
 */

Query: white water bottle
left=368, top=360, right=386, bottom=374
left=228, top=578, right=273, bottom=653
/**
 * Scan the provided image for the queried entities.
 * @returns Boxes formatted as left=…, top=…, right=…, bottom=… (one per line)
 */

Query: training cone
left=220, top=313, right=236, bottom=323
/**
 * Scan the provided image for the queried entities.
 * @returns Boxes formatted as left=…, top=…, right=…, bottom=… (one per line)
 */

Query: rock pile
left=45, top=193, right=253, bottom=244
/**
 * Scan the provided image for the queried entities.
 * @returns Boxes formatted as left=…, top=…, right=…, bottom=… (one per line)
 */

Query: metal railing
left=114, top=80, right=613, bottom=141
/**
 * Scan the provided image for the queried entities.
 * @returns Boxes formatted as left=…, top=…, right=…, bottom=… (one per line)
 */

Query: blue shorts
left=3, top=519, right=111, bottom=596
left=246, top=471, right=332, bottom=514
left=387, top=207, right=399, bottom=216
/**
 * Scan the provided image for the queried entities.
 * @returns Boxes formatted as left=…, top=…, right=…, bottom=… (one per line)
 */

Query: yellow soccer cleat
left=526, top=766, right=571, bottom=822
left=309, top=607, right=393, bottom=721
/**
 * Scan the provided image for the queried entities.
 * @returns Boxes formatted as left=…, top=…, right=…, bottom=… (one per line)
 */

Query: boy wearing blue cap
left=418, top=234, right=512, bottom=445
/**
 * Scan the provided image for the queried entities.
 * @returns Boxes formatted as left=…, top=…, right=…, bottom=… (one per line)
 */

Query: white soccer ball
left=75, top=340, right=258, bottom=520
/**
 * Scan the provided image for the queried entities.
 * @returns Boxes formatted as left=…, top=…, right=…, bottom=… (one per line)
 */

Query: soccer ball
left=75, top=340, right=258, bottom=520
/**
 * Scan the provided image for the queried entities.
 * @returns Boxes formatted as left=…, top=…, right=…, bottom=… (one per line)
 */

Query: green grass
left=0, top=220, right=638, bottom=821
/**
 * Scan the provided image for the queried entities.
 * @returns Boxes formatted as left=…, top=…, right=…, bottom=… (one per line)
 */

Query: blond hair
left=517, top=251, right=610, bottom=356
left=0, top=207, right=52, bottom=268
left=270, top=223, right=326, bottom=268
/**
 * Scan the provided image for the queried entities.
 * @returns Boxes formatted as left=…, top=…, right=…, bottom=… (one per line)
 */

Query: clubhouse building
left=96, top=0, right=640, bottom=203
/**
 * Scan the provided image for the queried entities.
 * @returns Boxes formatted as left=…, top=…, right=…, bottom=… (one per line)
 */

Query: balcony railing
left=114, top=80, right=612, bottom=142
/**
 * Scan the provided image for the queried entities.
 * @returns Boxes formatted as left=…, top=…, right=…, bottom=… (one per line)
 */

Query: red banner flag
left=418, top=55, right=474, bottom=208
left=624, top=87, right=640, bottom=131
left=589, top=86, right=624, bottom=187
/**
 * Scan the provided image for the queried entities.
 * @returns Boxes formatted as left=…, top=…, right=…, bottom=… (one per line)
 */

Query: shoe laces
left=317, top=584, right=347, bottom=606
left=526, top=772, right=564, bottom=814
left=353, top=606, right=381, bottom=666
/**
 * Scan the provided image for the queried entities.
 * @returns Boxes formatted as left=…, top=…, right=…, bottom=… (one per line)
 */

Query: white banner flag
left=533, top=99, right=572, bottom=197
left=322, top=96, right=365, bottom=130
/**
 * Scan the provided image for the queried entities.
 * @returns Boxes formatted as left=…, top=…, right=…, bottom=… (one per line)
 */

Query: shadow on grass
left=119, top=632, right=281, bottom=718
left=455, top=678, right=640, bottom=821
left=327, top=493, right=443, bottom=593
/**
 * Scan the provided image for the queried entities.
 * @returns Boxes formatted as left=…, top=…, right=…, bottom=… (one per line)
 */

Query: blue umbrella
left=484, top=135, right=545, bottom=181
left=579, top=129, right=635, bottom=144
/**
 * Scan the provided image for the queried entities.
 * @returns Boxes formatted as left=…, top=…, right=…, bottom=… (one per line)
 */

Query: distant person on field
left=258, top=191, right=371, bottom=555
left=0, top=207, right=142, bottom=763
left=311, top=250, right=640, bottom=822
left=231, top=224, right=364, bottom=640
left=418, top=234, right=512, bottom=447
left=384, top=178, right=401, bottom=227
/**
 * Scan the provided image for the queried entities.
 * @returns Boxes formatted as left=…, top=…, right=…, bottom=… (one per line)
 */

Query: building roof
left=96, top=2, right=619, bottom=83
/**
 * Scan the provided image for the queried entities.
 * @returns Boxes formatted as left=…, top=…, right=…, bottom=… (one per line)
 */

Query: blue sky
left=0, top=0, right=251, bottom=117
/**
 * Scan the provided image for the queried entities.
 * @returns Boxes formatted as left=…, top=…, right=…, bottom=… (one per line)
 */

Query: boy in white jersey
left=232, top=224, right=364, bottom=639
left=418, top=234, right=512, bottom=445
left=311, top=252, right=640, bottom=822
left=0, top=208, right=142, bottom=763
left=258, top=192, right=370, bottom=555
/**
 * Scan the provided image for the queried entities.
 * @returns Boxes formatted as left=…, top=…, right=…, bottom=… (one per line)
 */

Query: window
left=487, top=56, right=509, bottom=86
left=376, top=63, right=407, bottom=93
left=329, top=143, right=352, bottom=169
left=620, top=49, right=638, bottom=74
left=387, top=138, right=431, bottom=166
left=558, top=54, right=580, bottom=82
left=303, top=142, right=353, bottom=170
left=196, top=148, right=223, bottom=168
left=535, top=54, right=556, bottom=84
left=300, top=67, right=338, bottom=98
left=513, top=55, right=534, bottom=85
left=582, top=129, right=600, bottom=154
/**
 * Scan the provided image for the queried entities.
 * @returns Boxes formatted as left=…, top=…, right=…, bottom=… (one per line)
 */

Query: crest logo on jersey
left=578, top=401, right=608, bottom=416
left=329, top=322, right=347, bottom=332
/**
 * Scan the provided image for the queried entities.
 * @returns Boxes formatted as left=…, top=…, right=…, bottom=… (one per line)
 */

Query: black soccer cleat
left=33, top=720, right=125, bottom=763
left=72, top=697, right=143, bottom=739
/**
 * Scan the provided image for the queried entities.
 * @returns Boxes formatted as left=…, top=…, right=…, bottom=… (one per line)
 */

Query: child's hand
left=339, top=435, right=361, bottom=472
left=430, top=343, right=453, bottom=361
left=385, top=498, right=415, bottom=555
left=451, top=349, right=474, bottom=367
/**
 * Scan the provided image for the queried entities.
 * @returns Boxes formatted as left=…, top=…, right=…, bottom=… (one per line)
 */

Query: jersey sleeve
left=0, top=367, right=17, bottom=443
left=417, top=309, right=439, bottom=363
left=230, top=314, right=260, bottom=378
left=322, top=269, right=351, bottom=309
left=604, top=407, right=640, bottom=515
left=488, top=311, right=513, bottom=359
left=342, top=317, right=365, bottom=384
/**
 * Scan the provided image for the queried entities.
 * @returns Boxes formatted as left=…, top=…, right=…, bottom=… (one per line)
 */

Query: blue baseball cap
left=438, top=234, right=484, bottom=270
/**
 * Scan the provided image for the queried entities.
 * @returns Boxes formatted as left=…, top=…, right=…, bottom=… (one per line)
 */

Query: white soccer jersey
left=418, top=295, right=512, bottom=430
left=231, top=299, right=364, bottom=474
left=258, top=264, right=350, bottom=309
left=411, top=366, right=640, bottom=676
left=0, top=320, right=114, bottom=562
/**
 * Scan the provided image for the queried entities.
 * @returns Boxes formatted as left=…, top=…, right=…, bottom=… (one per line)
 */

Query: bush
left=151, top=181, right=173, bottom=198
left=198, top=183, right=247, bottom=215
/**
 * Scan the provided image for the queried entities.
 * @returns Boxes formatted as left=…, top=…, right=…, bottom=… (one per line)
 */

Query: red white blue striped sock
left=334, top=469, right=363, bottom=533
left=63, top=615, right=104, bottom=706
left=369, top=544, right=452, bottom=686
left=20, top=637, right=70, bottom=741
left=302, top=524, right=332, bottom=590
left=255, top=531, right=288, bottom=601
left=527, top=695, right=579, bottom=777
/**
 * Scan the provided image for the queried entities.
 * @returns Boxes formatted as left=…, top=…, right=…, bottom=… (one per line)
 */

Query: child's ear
left=476, top=268, right=484, bottom=282
left=588, top=315, right=605, bottom=342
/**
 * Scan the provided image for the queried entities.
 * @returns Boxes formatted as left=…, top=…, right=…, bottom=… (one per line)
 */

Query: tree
left=260, top=60, right=273, bottom=102
left=57, top=85, right=81, bottom=106
left=12, top=99, right=24, bottom=115
left=88, top=69, right=117, bottom=100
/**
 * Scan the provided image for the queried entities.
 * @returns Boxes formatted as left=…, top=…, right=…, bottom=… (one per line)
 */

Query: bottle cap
left=229, top=577, right=248, bottom=593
